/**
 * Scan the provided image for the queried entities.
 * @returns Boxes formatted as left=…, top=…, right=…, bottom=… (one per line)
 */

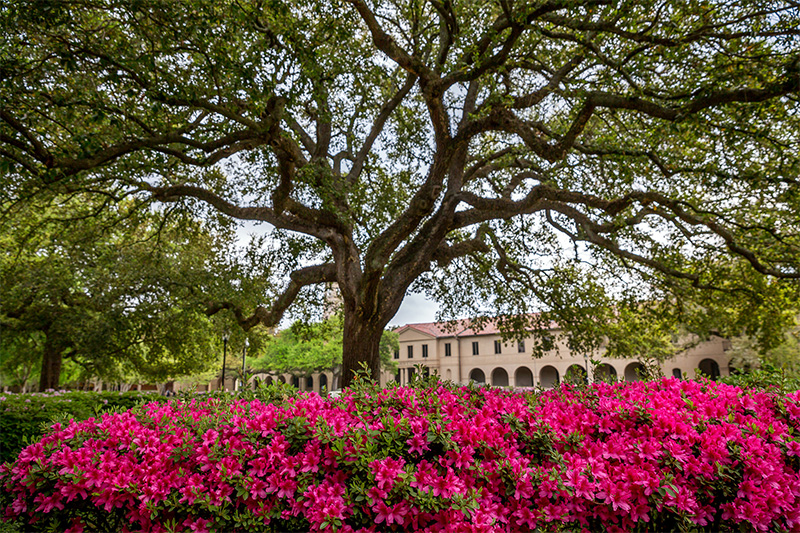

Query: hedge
left=0, top=390, right=167, bottom=464
left=2, top=377, right=800, bottom=532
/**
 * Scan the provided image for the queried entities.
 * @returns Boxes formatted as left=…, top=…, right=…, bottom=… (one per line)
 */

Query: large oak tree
left=1, top=0, right=799, bottom=386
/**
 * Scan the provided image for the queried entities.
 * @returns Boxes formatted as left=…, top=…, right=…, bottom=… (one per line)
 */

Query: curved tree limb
left=205, top=263, right=337, bottom=331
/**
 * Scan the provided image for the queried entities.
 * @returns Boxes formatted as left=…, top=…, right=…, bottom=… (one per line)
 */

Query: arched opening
left=698, top=359, right=720, bottom=380
left=594, top=363, right=617, bottom=383
left=291, top=376, right=300, bottom=388
left=624, top=362, right=646, bottom=382
left=253, top=377, right=261, bottom=389
left=278, top=375, right=286, bottom=384
left=672, top=368, right=682, bottom=379
left=539, top=366, right=559, bottom=388
left=469, top=368, right=486, bottom=384
left=306, top=375, right=314, bottom=391
left=565, top=364, right=587, bottom=385
left=515, top=366, right=534, bottom=387
left=319, top=373, right=328, bottom=392
left=265, top=376, right=274, bottom=386
left=492, top=367, right=509, bottom=387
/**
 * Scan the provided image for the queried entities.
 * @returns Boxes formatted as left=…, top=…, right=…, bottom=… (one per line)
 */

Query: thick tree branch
left=441, top=0, right=609, bottom=87
left=455, top=184, right=800, bottom=281
left=0, top=109, right=54, bottom=167
left=206, top=263, right=337, bottom=330
left=460, top=62, right=799, bottom=162
left=540, top=10, right=800, bottom=47
left=429, top=0, right=459, bottom=70
left=346, top=0, right=434, bottom=79
left=146, top=183, right=340, bottom=240
left=432, top=228, right=490, bottom=267
left=512, top=55, right=585, bottom=109
left=313, top=85, right=332, bottom=161
left=285, top=115, right=317, bottom=155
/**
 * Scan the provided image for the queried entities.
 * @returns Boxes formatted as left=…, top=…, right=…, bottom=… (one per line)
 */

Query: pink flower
left=183, top=517, right=211, bottom=533
left=33, top=493, right=64, bottom=514
left=367, top=486, right=388, bottom=503
left=513, top=506, right=538, bottom=528
left=373, top=500, right=409, bottom=526
left=276, top=478, right=296, bottom=499
left=58, top=482, right=88, bottom=503
left=787, top=440, right=800, bottom=457
left=565, top=468, right=595, bottom=500
left=371, top=457, right=404, bottom=490
left=446, top=445, right=474, bottom=469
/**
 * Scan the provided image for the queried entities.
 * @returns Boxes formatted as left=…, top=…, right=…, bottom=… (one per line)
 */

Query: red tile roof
left=395, top=316, right=557, bottom=338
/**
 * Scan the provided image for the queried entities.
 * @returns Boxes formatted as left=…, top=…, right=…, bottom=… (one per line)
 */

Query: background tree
left=1, top=1, right=799, bottom=386
left=250, top=315, right=398, bottom=389
left=727, top=317, right=800, bottom=377
left=0, top=197, right=246, bottom=389
left=0, top=332, right=42, bottom=393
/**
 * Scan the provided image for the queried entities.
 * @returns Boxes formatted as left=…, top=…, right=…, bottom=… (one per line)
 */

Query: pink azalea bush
left=2, top=376, right=800, bottom=532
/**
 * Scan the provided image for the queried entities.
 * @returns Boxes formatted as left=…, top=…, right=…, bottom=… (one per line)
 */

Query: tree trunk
left=341, top=312, right=385, bottom=389
left=39, top=335, right=63, bottom=391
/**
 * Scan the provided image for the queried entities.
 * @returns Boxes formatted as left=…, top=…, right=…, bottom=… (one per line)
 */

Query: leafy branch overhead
left=1, top=0, right=799, bottom=385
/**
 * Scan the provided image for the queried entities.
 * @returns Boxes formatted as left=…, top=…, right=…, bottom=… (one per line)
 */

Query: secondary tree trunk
left=39, top=335, right=63, bottom=391
left=341, top=312, right=385, bottom=389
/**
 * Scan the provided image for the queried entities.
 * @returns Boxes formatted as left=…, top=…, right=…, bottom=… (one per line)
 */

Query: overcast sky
left=389, top=292, right=439, bottom=327
left=236, top=222, right=439, bottom=328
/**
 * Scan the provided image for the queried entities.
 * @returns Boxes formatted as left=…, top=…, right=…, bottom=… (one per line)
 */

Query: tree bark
left=341, top=311, right=385, bottom=389
left=39, top=335, right=63, bottom=391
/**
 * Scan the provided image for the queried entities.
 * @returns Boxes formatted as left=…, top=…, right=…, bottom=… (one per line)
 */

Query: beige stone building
left=388, top=320, right=731, bottom=388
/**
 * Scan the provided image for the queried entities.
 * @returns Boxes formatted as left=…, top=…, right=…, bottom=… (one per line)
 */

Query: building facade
left=388, top=320, right=731, bottom=388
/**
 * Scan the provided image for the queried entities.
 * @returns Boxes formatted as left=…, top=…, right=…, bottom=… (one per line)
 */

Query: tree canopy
left=1, top=0, right=799, bottom=386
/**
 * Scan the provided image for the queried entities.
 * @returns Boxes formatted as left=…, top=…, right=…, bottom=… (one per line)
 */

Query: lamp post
left=583, top=353, right=590, bottom=384
left=221, top=332, right=229, bottom=391
left=240, top=338, right=249, bottom=391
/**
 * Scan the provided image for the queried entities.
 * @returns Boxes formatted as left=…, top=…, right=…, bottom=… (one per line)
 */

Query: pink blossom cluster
left=2, top=378, right=800, bottom=532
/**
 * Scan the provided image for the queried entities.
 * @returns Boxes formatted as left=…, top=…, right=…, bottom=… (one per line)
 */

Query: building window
left=494, top=340, right=501, bottom=354
left=422, top=344, right=428, bottom=358
left=472, top=341, right=479, bottom=355
left=445, top=343, right=451, bottom=357
left=543, top=333, right=554, bottom=349
left=672, top=368, right=682, bottom=379
left=518, top=340, right=525, bottom=353
left=394, top=349, right=399, bottom=360
left=407, top=346, right=413, bottom=359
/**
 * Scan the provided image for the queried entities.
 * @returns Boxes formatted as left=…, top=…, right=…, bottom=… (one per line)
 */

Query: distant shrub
left=2, top=377, right=800, bottom=532
left=0, top=390, right=166, bottom=464
left=718, top=362, right=800, bottom=393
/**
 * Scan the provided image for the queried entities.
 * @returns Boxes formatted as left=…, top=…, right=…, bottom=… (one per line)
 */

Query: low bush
left=718, top=362, right=800, bottom=393
left=2, top=377, right=800, bottom=532
left=0, top=390, right=167, bottom=464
